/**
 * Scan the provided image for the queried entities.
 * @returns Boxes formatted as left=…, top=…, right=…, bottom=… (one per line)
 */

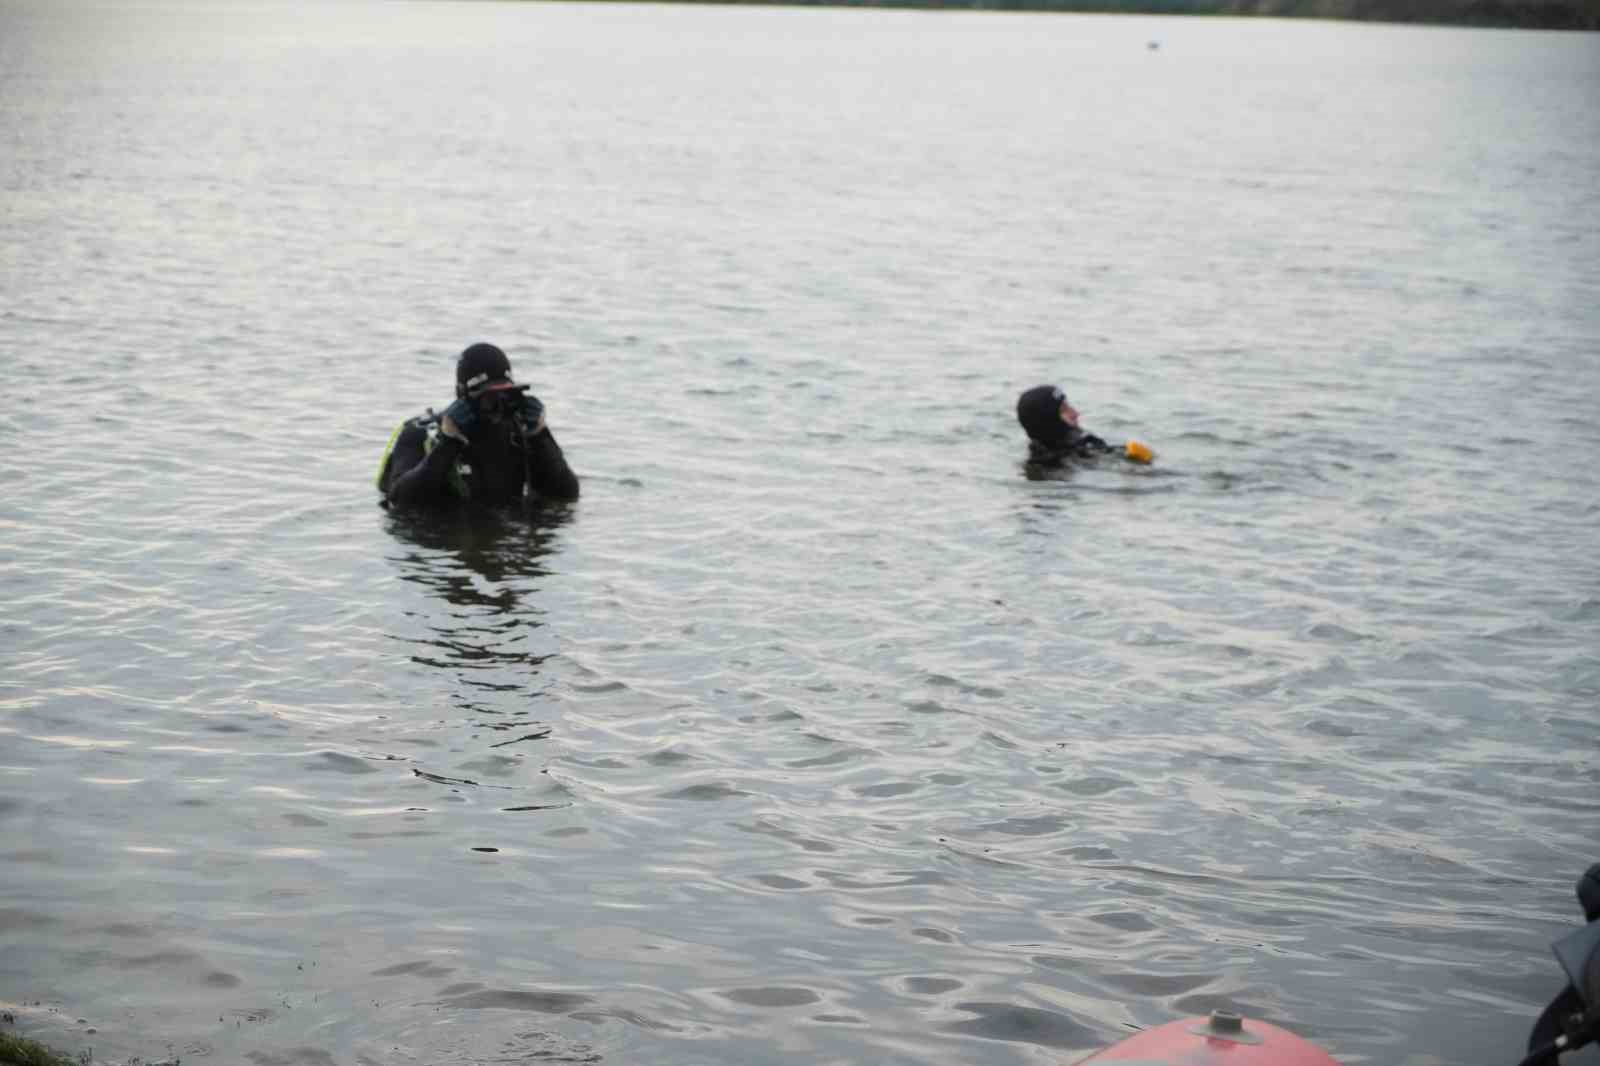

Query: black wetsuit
left=380, top=415, right=579, bottom=508
left=1027, top=430, right=1114, bottom=465
left=1024, top=428, right=1113, bottom=464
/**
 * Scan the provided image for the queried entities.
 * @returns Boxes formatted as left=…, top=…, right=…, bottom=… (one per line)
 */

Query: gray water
left=3, top=2, right=1599, bottom=1063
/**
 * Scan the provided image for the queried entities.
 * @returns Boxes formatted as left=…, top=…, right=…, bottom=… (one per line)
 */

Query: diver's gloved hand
left=1080, top=433, right=1111, bottom=454
left=514, top=393, right=547, bottom=437
left=440, top=396, right=479, bottom=442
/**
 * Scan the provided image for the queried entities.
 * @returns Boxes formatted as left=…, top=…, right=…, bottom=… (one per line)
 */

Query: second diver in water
left=1017, top=384, right=1108, bottom=462
left=1016, top=384, right=1154, bottom=466
left=378, top=342, right=580, bottom=509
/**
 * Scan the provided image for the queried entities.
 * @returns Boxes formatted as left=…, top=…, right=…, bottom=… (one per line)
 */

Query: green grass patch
left=0, top=1031, right=85, bottom=1066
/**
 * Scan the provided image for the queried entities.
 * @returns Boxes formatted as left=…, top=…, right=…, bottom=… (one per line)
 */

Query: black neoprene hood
left=1017, top=384, right=1072, bottom=448
left=456, top=343, right=514, bottom=395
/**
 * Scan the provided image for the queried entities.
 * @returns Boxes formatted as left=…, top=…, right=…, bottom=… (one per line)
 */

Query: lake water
left=2, top=2, right=1598, bottom=1063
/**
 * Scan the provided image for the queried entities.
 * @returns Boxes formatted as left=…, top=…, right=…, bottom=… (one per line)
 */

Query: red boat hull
left=1077, top=1014, right=1340, bottom=1065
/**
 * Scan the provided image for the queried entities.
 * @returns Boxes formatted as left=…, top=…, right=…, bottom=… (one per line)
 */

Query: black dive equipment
left=1523, top=864, right=1600, bottom=1065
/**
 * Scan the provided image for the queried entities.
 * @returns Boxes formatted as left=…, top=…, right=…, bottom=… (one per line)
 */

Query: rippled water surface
left=3, top=2, right=1599, bottom=1063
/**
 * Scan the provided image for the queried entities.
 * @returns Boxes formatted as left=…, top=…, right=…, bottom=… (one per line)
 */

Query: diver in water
left=378, top=342, right=579, bottom=508
left=1016, top=384, right=1115, bottom=464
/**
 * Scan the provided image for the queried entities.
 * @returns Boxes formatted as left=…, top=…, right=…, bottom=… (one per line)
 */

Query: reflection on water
left=383, top=502, right=573, bottom=682
left=379, top=506, right=580, bottom=810
left=385, top=501, right=572, bottom=602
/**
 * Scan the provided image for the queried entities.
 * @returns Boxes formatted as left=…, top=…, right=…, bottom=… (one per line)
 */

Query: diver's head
left=455, top=342, right=528, bottom=424
left=456, top=342, right=515, bottom=398
left=1017, top=385, right=1080, bottom=449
